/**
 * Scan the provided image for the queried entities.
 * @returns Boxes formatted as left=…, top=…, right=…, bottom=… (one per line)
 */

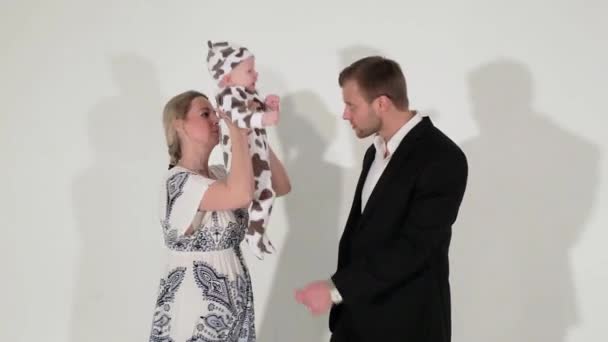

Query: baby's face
left=228, top=57, right=258, bottom=91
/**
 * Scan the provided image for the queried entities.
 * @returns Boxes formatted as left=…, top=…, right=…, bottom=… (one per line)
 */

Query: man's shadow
left=451, top=59, right=600, bottom=342
left=70, top=54, right=165, bottom=342
left=256, top=84, right=342, bottom=340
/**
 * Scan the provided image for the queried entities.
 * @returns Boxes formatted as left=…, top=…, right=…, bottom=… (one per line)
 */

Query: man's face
left=341, top=80, right=381, bottom=138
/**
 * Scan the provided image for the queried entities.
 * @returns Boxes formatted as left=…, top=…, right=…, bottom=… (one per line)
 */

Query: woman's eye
left=201, top=111, right=209, bottom=117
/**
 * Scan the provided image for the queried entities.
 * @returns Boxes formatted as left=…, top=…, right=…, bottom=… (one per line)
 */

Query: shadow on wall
left=257, top=45, right=402, bottom=342
left=70, top=54, right=165, bottom=342
left=255, top=64, right=342, bottom=341
left=451, top=59, right=600, bottom=342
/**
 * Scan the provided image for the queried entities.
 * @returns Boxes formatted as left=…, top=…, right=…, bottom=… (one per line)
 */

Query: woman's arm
left=200, top=113, right=255, bottom=210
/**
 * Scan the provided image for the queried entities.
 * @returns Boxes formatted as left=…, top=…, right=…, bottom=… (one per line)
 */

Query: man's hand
left=295, top=280, right=333, bottom=315
left=264, top=94, right=280, bottom=111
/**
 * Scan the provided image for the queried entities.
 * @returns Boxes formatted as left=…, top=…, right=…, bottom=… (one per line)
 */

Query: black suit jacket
left=329, top=117, right=468, bottom=342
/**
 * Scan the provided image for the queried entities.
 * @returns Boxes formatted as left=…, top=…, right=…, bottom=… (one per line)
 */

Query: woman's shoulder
left=162, top=165, right=214, bottom=187
left=164, top=164, right=226, bottom=182
left=165, top=165, right=196, bottom=178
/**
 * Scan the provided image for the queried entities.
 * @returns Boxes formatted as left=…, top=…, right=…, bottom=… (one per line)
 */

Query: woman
left=149, top=90, right=291, bottom=341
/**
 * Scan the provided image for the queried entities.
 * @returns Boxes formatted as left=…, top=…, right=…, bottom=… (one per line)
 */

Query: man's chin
left=355, top=129, right=373, bottom=139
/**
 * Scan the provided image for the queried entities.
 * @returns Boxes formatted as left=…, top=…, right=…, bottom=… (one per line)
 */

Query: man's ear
left=378, top=95, right=392, bottom=112
left=372, top=95, right=390, bottom=114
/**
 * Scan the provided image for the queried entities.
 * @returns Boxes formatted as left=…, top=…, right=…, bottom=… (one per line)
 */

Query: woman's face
left=178, top=96, right=220, bottom=149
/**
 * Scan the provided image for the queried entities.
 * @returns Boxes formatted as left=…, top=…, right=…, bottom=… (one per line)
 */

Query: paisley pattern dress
left=149, top=165, right=255, bottom=342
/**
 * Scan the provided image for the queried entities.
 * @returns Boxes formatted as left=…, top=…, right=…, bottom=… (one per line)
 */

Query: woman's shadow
left=70, top=54, right=165, bottom=342
left=451, top=59, right=600, bottom=342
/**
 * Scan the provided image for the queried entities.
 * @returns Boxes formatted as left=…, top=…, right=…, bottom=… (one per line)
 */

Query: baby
left=206, top=40, right=279, bottom=259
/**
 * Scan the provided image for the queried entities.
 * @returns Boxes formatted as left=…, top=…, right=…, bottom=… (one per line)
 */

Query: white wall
left=2, top=1, right=606, bottom=341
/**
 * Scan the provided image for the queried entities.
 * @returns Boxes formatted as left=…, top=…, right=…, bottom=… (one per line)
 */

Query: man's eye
left=201, top=111, right=209, bottom=117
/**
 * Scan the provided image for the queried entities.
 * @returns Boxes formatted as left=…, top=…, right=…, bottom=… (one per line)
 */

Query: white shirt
left=329, top=113, right=423, bottom=305
left=361, top=113, right=422, bottom=212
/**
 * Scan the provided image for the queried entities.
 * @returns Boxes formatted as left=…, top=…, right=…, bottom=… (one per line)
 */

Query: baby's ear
left=219, top=74, right=230, bottom=87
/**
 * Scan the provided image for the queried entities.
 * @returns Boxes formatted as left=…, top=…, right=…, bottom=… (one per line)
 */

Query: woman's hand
left=218, top=110, right=250, bottom=138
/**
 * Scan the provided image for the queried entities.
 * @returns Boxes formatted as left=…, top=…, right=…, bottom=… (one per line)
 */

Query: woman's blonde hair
left=162, top=90, right=209, bottom=167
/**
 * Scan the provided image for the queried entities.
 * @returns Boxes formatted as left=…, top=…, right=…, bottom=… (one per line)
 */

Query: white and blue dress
left=149, top=165, right=255, bottom=342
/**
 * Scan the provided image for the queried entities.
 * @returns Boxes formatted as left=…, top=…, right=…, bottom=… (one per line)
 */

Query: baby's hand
left=262, top=110, right=279, bottom=127
left=264, top=94, right=280, bottom=112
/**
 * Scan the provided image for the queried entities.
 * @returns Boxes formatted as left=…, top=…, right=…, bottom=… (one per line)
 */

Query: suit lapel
left=358, top=117, right=431, bottom=223
left=342, top=145, right=375, bottom=234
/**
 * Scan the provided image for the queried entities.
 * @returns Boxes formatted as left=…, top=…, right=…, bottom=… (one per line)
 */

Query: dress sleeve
left=160, top=170, right=212, bottom=235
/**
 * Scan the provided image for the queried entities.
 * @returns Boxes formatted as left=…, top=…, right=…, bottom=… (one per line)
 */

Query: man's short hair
left=338, top=56, right=409, bottom=110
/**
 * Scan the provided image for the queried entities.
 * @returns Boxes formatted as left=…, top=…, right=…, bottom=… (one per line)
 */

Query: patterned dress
left=149, top=165, right=256, bottom=342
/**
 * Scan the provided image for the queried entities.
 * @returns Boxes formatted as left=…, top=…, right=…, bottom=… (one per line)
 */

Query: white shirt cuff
left=328, top=279, right=343, bottom=304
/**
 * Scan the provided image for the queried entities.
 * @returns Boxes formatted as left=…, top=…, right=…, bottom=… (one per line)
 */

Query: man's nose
left=342, top=109, right=350, bottom=120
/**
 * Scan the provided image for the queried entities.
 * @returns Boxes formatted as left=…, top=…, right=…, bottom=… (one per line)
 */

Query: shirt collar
left=373, top=112, right=423, bottom=159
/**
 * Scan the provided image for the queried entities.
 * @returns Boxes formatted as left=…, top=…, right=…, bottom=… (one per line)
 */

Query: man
left=295, top=56, right=468, bottom=341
